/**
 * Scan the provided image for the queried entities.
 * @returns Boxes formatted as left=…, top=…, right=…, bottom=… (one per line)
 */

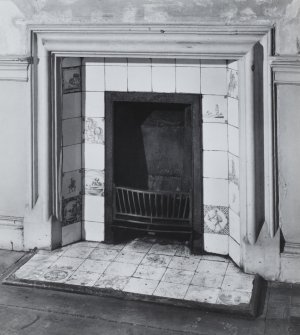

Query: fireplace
left=104, top=92, right=202, bottom=251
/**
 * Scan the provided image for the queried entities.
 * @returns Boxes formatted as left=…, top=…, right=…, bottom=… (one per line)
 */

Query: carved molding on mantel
left=0, top=58, right=30, bottom=82
left=271, top=56, right=300, bottom=84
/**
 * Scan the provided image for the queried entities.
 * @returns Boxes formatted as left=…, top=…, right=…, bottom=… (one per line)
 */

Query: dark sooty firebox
left=105, top=92, right=203, bottom=253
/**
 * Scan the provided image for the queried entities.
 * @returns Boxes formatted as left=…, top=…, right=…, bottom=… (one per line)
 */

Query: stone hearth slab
left=2, top=238, right=265, bottom=317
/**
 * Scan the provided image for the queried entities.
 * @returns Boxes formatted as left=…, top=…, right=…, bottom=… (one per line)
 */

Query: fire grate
left=112, top=186, right=192, bottom=235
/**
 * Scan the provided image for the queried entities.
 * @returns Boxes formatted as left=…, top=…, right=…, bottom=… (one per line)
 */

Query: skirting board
left=0, top=216, right=24, bottom=251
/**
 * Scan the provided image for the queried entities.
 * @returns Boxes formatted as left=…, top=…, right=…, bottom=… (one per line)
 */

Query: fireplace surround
left=24, top=25, right=276, bottom=271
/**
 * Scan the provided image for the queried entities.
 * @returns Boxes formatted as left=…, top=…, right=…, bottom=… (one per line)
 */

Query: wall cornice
left=0, top=58, right=30, bottom=82
left=271, top=56, right=300, bottom=85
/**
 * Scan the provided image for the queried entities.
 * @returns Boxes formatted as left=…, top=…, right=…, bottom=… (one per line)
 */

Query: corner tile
left=217, top=289, right=251, bottom=305
left=63, top=66, right=81, bottom=94
left=82, top=62, right=105, bottom=92
left=202, top=95, right=227, bottom=123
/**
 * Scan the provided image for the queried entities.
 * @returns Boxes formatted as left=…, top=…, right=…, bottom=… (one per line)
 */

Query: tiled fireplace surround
left=60, top=57, right=241, bottom=265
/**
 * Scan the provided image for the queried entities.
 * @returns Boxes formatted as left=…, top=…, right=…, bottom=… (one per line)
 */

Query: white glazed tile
left=217, top=290, right=251, bottom=305
left=175, top=64, right=200, bottom=93
left=83, top=195, right=104, bottom=222
left=82, top=63, right=105, bottom=92
left=105, top=64, right=127, bottom=91
left=84, top=117, right=105, bottom=144
left=202, top=123, right=228, bottom=151
left=229, top=181, right=240, bottom=214
left=62, top=93, right=81, bottom=120
left=191, top=272, right=224, bottom=288
left=62, top=170, right=82, bottom=200
left=229, top=237, right=241, bottom=266
left=152, top=59, right=176, bottom=93
left=84, top=143, right=105, bottom=170
left=128, top=64, right=151, bottom=92
left=94, top=273, right=130, bottom=290
left=228, top=153, right=239, bottom=186
left=203, top=151, right=228, bottom=179
left=66, top=270, right=100, bottom=287
left=229, top=209, right=241, bottom=243
left=82, top=92, right=104, bottom=117
left=228, top=125, right=239, bottom=156
left=62, top=57, right=81, bottom=68
left=185, top=286, right=220, bottom=304
left=115, top=250, right=145, bottom=265
left=154, top=282, right=189, bottom=299
left=89, top=247, right=119, bottom=261
left=204, top=233, right=229, bottom=255
left=77, top=259, right=110, bottom=274
left=228, top=97, right=239, bottom=127
left=201, top=67, right=227, bottom=95
left=141, top=254, right=172, bottom=268
left=168, top=256, right=200, bottom=272
left=62, top=221, right=82, bottom=246
left=104, top=261, right=137, bottom=277
left=227, top=69, right=239, bottom=99
left=162, top=268, right=194, bottom=285
left=123, top=277, right=159, bottom=295
left=203, top=178, right=228, bottom=206
left=63, top=144, right=81, bottom=172
left=222, top=273, right=254, bottom=292
left=202, top=95, right=227, bottom=123
left=82, top=221, right=104, bottom=242
left=134, top=265, right=166, bottom=281
left=62, top=117, right=82, bottom=146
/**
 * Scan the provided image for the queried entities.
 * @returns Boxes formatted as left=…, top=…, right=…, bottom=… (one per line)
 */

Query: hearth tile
left=203, top=151, right=228, bottom=179
left=62, top=198, right=82, bottom=226
left=105, top=63, right=127, bottom=91
left=62, top=144, right=81, bottom=172
left=227, top=60, right=239, bottom=71
left=94, top=274, right=130, bottom=291
left=222, top=273, right=254, bottom=292
left=115, top=251, right=145, bottom=265
left=196, top=259, right=228, bottom=276
left=204, top=233, right=229, bottom=255
left=201, top=67, right=227, bottom=95
left=201, top=255, right=229, bottom=262
left=227, top=68, right=239, bottom=99
left=62, top=170, right=82, bottom=200
left=63, top=66, right=81, bottom=93
left=84, top=169, right=104, bottom=197
left=82, top=221, right=105, bottom=242
left=175, top=245, right=192, bottom=257
left=66, top=270, right=100, bottom=287
left=185, top=286, right=221, bottom=304
left=82, top=92, right=104, bottom=117
left=202, top=123, right=228, bottom=151
left=104, top=261, right=137, bottom=277
left=89, top=247, right=119, bottom=261
left=148, top=243, right=178, bottom=256
left=62, top=57, right=81, bottom=68
left=217, top=289, right=251, bottom=305
left=51, top=256, right=84, bottom=272
left=83, top=195, right=104, bottom=222
left=175, top=64, right=200, bottom=93
left=122, top=238, right=153, bottom=253
left=152, top=60, right=176, bottom=93
left=168, top=256, right=200, bottom=272
left=203, top=178, right=228, bottom=207
left=42, top=269, right=72, bottom=283
left=63, top=245, right=94, bottom=259
left=82, top=60, right=105, bottom=92
left=228, top=125, right=239, bottom=157
left=202, top=95, right=227, bottom=123
left=84, top=143, right=105, bottom=170
left=123, top=277, right=159, bottom=295
left=204, top=205, right=229, bottom=235
left=228, top=153, right=239, bottom=186
left=201, top=60, right=227, bottom=68
left=141, top=254, right=172, bottom=268
left=84, top=117, right=105, bottom=145
left=162, top=268, right=194, bottom=285
left=97, top=242, right=126, bottom=251
left=229, top=181, right=240, bottom=214
left=191, top=272, right=224, bottom=288
left=77, top=259, right=110, bottom=274
left=133, top=265, right=166, bottom=281
left=128, top=64, right=151, bottom=92
left=62, top=222, right=82, bottom=245
left=70, top=241, right=100, bottom=248
left=226, top=262, right=242, bottom=276
left=62, top=117, right=82, bottom=147
left=228, top=97, right=239, bottom=128
left=154, top=282, right=189, bottom=299
left=229, top=237, right=241, bottom=266
left=62, top=93, right=81, bottom=120
left=229, top=209, right=241, bottom=243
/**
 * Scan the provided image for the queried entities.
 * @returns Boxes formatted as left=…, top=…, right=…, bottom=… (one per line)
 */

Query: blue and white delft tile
left=227, top=69, right=238, bottom=99
left=84, top=169, right=104, bottom=196
left=62, top=170, right=82, bottom=200
left=202, top=95, right=228, bottom=123
left=84, top=117, right=105, bottom=144
left=204, top=205, right=229, bottom=235
left=62, top=66, right=81, bottom=94
left=228, top=154, right=239, bottom=187
left=62, top=196, right=82, bottom=226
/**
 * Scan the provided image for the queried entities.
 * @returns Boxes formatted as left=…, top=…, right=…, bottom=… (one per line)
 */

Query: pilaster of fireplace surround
left=23, top=25, right=277, bottom=274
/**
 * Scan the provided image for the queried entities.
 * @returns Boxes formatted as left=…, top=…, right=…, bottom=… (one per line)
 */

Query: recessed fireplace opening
left=105, top=92, right=202, bottom=252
